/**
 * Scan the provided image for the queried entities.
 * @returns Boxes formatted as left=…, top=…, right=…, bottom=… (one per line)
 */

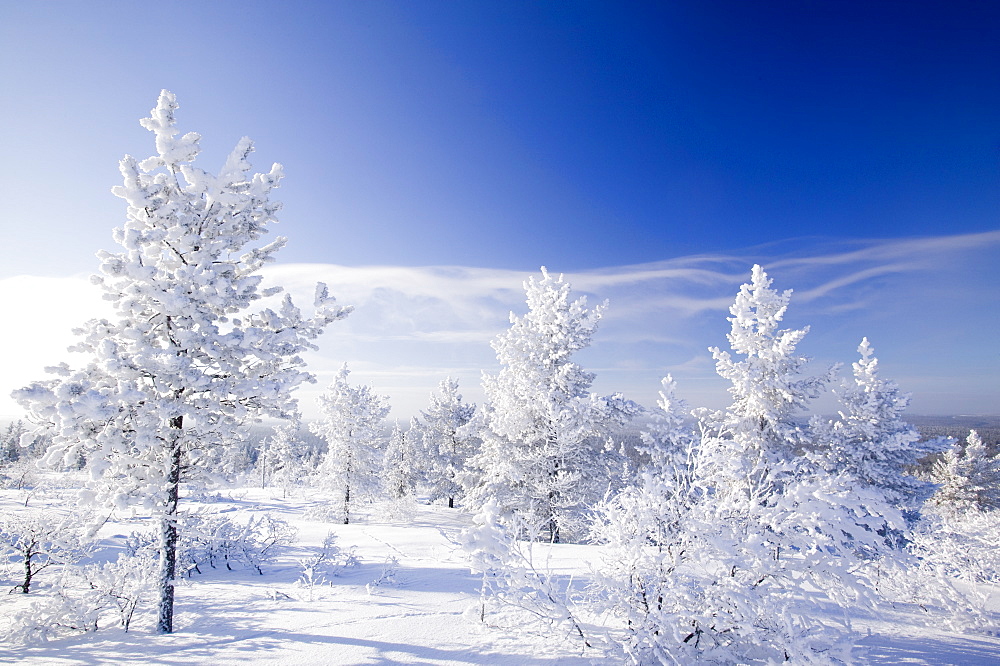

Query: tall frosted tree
left=707, top=264, right=835, bottom=458
left=813, top=337, right=945, bottom=508
left=310, top=364, right=390, bottom=524
left=13, top=91, right=348, bottom=633
left=470, top=268, right=637, bottom=543
left=418, top=377, right=476, bottom=508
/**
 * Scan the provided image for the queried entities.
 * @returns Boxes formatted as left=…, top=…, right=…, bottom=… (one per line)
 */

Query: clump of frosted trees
left=588, top=267, right=935, bottom=662
left=929, top=429, right=1000, bottom=513
left=463, top=265, right=989, bottom=664
left=898, top=429, right=1000, bottom=626
left=256, top=422, right=306, bottom=496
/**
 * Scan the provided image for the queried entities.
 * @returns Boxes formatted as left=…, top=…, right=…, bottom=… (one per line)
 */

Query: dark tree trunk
left=344, top=485, right=350, bottom=525
left=17, top=543, right=36, bottom=593
left=157, top=415, right=183, bottom=634
left=549, top=448, right=560, bottom=544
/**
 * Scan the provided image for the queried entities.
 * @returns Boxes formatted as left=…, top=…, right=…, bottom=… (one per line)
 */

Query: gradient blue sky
left=1, top=1, right=998, bottom=418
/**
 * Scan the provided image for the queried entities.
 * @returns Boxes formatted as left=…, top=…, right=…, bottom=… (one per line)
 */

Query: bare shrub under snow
left=180, top=513, right=297, bottom=576
left=0, top=509, right=93, bottom=594
left=296, top=531, right=359, bottom=600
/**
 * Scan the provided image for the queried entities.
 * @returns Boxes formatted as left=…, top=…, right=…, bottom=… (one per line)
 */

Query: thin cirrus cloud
left=1, top=230, right=997, bottom=420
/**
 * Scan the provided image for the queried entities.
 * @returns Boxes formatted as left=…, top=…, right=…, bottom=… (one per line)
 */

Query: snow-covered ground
left=3, top=483, right=1000, bottom=665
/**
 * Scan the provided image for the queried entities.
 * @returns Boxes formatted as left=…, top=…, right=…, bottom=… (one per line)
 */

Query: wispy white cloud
left=2, top=231, right=997, bottom=420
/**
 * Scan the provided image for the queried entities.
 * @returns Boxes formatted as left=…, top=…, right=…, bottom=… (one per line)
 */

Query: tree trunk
left=549, top=448, right=560, bottom=544
left=18, top=543, right=35, bottom=593
left=343, top=451, right=352, bottom=524
left=157, top=415, right=183, bottom=634
left=344, top=484, right=351, bottom=525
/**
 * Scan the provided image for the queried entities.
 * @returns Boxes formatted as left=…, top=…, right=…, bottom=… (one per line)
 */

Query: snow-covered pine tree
left=13, top=91, right=348, bottom=633
left=418, top=377, right=476, bottom=508
left=382, top=419, right=421, bottom=500
left=813, top=337, right=946, bottom=509
left=470, top=268, right=638, bottom=543
left=708, top=264, right=834, bottom=458
left=258, top=421, right=301, bottom=495
left=929, top=430, right=1000, bottom=513
left=310, top=364, right=390, bottom=523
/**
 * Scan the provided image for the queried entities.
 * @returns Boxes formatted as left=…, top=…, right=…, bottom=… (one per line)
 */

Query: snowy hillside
left=3, top=482, right=1000, bottom=665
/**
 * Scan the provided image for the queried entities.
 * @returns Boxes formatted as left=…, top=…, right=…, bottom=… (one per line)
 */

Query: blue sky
left=1, top=1, right=997, bottom=418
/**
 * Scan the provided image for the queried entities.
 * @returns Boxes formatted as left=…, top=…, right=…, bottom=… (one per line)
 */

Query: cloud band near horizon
left=2, top=230, right=997, bottom=421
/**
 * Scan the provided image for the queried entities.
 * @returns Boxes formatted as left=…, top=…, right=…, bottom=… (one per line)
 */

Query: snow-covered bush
left=3, top=547, right=156, bottom=644
left=81, top=550, right=158, bottom=632
left=590, top=376, right=701, bottom=663
left=296, top=530, right=359, bottom=600
left=180, top=513, right=296, bottom=576
left=237, top=515, right=297, bottom=575
left=365, top=556, right=400, bottom=595
left=462, top=500, right=591, bottom=648
left=878, top=510, right=996, bottom=633
left=886, top=433, right=1000, bottom=633
left=4, top=584, right=105, bottom=644
left=0, top=459, right=38, bottom=492
left=911, top=508, right=1000, bottom=586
